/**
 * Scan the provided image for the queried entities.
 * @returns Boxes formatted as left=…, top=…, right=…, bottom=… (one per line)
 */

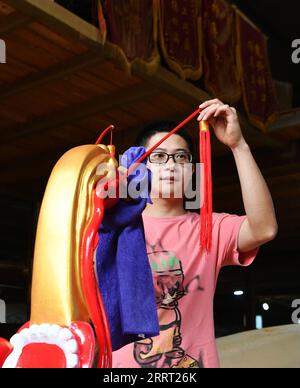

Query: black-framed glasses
left=148, top=152, right=193, bottom=165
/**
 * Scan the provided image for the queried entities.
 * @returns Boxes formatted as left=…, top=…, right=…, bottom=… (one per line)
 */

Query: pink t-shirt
left=112, top=212, right=259, bottom=369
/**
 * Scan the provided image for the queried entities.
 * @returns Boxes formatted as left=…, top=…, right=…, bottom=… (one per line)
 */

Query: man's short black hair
left=135, top=120, right=194, bottom=157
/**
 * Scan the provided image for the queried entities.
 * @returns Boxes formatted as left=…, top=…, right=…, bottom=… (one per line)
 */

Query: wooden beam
left=133, top=66, right=283, bottom=149
left=213, top=153, right=300, bottom=182
left=269, top=110, right=300, bottom=132
left=214, top=166, right=300, bottom=188
left=133, top=65, right=211, bottom=107
left=0, top=50, right=104, bottom=101
left=2, top=0, right=284, bottom=151
left=4, top=0, right=103, bottom=50
left=0, top=11, right=31, bottom=35
left=4, top=1, right=288, bottom=145
left=1, top=82, right=160, bottom=143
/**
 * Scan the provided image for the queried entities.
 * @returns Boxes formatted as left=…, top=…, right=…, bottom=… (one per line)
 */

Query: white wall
left=217, top=325, right=300, bottom=368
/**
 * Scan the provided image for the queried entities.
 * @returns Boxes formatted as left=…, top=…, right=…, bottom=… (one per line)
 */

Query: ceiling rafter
left=0, top=50, right=105, bottom=101
left=0, top=82, right=160, bottom=144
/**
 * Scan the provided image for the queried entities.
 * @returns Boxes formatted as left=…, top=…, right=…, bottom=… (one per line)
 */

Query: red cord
left=81, top=190, right=112, bottom=368
left=200, top=130, right=204, bottom=251
left=125, top=109, right=213, bottom=254
left=199, top=123, right=213, bottom=254
left=96, top=125, right=115, bottom=146
left=127, top=108, right=202, bottom=176
left=85, top=109, right=212, bottom=367
left=206, top=130, right=213, bottom=252
left=200, top=130, right=207, bottom=253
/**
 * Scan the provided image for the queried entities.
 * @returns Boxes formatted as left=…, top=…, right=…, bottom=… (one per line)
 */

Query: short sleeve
left=215, top=213, right=260, bottom=268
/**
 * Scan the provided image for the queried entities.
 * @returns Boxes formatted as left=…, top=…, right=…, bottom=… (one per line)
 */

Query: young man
left=112, top=99, right=278, bottom=368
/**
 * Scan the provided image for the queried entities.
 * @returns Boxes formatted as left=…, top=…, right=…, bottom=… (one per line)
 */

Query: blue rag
left=96, top=147, right=159, bottom=351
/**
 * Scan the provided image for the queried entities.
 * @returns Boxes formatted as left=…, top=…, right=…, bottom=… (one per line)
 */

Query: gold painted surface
left=30, top=145, right=118, bottom=326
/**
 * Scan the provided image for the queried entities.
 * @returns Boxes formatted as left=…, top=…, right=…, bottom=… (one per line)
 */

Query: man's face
left=146, top=133, right=194, bottom=199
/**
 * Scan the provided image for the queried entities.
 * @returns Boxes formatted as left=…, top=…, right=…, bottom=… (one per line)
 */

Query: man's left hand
left=197, top=99, right=246, bottom=150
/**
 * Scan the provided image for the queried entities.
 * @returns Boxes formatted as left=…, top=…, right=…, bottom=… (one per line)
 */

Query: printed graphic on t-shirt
left=133, top=241, right=203, bottom=368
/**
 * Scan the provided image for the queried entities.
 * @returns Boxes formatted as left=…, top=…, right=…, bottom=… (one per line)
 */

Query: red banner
left=97, top=0, right=107, bottom=44
left=158, top=0, right=203, bottom=80
left=236, top=10, right=279, bottom=130
left=202, top=0, right=241, bottom=103
left=102, top=0, right=159, bottom=71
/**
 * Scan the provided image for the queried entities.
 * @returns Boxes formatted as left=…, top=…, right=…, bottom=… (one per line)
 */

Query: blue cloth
left=96, top=147, right=159, bottom=351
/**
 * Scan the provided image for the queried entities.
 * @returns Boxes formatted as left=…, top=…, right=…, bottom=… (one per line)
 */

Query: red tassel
left=199, top=122, right=213, bottom=254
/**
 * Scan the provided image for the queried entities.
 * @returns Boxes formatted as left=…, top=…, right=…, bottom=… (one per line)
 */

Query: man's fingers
left=198, top=104, right=235, bottom=122
left=199, top=98, right=222, bottom=110
left=199, top=100, right=238, bottom=116
left=200, top=104, right=223, bottom=121
left=198, top=103, right=219, bottom=121
left=213, top=104, right=231, bottom=118
left=202, top=106, right=219, bottom=121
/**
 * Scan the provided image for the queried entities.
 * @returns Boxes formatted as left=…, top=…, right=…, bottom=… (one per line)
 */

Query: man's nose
left=165, top=156, right=176, bottom=169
